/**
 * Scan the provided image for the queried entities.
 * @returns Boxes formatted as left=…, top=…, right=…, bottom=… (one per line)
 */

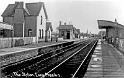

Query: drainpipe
left=23, top=22, right=25, bottom=38
left=11, top=30, right=14, bottom=47
left=45, top=30, right=48, bottom=42
left=11, top=24, right=14, bottom=47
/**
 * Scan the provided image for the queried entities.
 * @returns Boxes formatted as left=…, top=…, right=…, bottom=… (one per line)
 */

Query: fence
left=0, top=37, right=36, bottom=49
left=0, top=38, right=12, bottom=48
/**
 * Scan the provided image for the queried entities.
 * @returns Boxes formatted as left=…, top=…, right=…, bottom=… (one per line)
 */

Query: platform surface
left=84, top=39, right=124, bottom=78
left=0, top=41, right=66, bottom=56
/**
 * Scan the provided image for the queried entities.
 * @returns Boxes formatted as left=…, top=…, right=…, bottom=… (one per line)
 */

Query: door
left=67, top=31, right=70, bottom=39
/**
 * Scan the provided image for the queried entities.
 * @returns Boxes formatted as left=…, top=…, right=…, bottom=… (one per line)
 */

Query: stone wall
left=0, top=41, right=74, bottom=67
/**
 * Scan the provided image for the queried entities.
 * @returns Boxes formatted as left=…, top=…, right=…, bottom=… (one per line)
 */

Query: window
left=41, top=16, right=42, bottom=25
left=28, top=29, right=32, bottom=37
left=0, top=30, right=4, bottom=37
left=42, top=29, right=44, bottom=39
left=39, top=29, right=41, bottom=39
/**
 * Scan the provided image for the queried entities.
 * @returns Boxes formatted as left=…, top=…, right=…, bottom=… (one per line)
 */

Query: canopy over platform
left=0, top=22, right=13, bottom=30
left=97, top=20, right=124, bottom=29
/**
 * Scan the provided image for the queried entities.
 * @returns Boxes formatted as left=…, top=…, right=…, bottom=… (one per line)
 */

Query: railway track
left=43, top=39, right=97, bottom=78
left=1, top=39, right=97, bottom=78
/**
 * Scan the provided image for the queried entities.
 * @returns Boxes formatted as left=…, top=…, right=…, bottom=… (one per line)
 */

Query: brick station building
left=58, top=22, right=80, bottom=39
left=1, top=1, right=53, bottom=43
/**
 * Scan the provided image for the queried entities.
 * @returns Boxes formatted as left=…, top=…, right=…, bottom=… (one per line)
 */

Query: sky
left=0, top=0, right=124, bottom=34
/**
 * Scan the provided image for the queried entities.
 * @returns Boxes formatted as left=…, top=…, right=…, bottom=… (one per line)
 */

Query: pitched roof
left=73, top=27, right=78, bottom=34
left=97, top=20, right=124, bottom=29
left=46, top=22, right=53, bottom=31
left=2, top=4, right=15, bottom=16
left=58, top=24, right=80, bottom=34
left=26, top=2, right=42, bottom=16
left=2, top=2, right=48, bottom=19
left=76, top=29, right=80, bottom=34
left=58, top=25, right=74, bottom=30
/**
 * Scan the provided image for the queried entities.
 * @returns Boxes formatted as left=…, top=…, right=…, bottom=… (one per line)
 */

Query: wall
left=107, top=28, right=115, bottom=38
left=59, top=29, right=66, bottom=39
left=3, top=8, right=24, bottom=37
left=0, top=41, right=74, bottom=67
left=107, top=27, right=124, bottom=52
left=106, top=27, right=118, bottom=44
left=37, top=6, right=47, bottom=42
left=13, top=8, right=24, bottom=37
left=0, top=38, right=12, bottom=48
left=14, top=23, right=23, bottom=37
left=59, top=29, right=75, bottom=39
left=70, top=29, right=75, bottom=39
left=119, top=39, right=124, bottom=51
left=1, top=48, right=38, bottom=66
left=25, top=16, right=37, bottom=37
left=3, top=17, right=13, bottom=24
left=0, top=37, right=35, bottom=49
left=47, top=27, right=52, bottom=40
left=59, top=29, right=63, bottom=38
left=118, top=28, right=124, bottom=51
left=119, top=28, right=124, bottom=39
left=13, top=9, right=24, bottom=24
left=3, top=17, right=14, bottom=37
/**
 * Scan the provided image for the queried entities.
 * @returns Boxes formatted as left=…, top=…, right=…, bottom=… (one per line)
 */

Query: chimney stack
left=115, top=18, right=117, bottom=23
left=15, top=1, right=24, bottom=9
left=59, top=21, right=61, bottom=26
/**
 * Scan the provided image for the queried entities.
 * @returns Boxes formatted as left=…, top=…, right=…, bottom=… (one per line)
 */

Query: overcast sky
left=0, top=0, right=124, bottom=34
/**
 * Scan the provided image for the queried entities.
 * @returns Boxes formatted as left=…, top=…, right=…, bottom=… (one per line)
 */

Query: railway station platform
left=0, top=41, right=69, bottom=67
left=84, top=39, right=124, bottom=78
left=0, top=41, right=65, bottom=56
left=0, top=39, right=81, bottom=67
left=0, top=39, right=82, bottom=56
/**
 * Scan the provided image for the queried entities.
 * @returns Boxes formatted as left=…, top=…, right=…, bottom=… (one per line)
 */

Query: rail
left=1, top=39, right=97, bottom=78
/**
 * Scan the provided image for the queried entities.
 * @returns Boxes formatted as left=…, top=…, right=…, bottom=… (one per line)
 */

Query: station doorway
left=67, top=31, right=70, bottom=39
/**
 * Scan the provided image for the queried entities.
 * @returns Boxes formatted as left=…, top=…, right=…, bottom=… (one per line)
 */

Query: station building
left=97, top=19, right=124, bottom=52
left=1, top=1, right=53, bottom=43
left=58, top=22, right=80, bottom=39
